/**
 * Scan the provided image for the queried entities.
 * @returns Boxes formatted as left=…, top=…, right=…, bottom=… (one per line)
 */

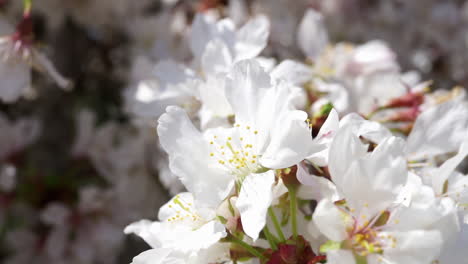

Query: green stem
left=366, top=106, right=385, bottom=120
left=268, top=207, right=286, bottom=242
left=263, top=226, right=278, bottom=250
left=311, top=162, right=324, bottom=175
left=23, top=0, right=32, bottom=16
left=230, top=234, right=266, bottom=260
left=288, top=186, right=298, bottom=240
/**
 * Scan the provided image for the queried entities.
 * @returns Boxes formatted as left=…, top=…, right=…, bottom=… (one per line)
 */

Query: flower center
left=349, top=229, right=384, bottom=256
left=166, top=194, right=201, bottom=224
left=208, top=124, right=262, bottom=178
left=345, top=210, right=397, bottom=257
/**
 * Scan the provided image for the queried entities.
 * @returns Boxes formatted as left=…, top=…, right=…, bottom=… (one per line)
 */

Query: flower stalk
left=23, top=0, right=32, bottom=17
left=268, top=207, right=286, bottom=242
left=229, top=233, right=266, bottom=260
left=288, top=185, right=298, bottom=240
left=263, top=225, right=278, bottom=250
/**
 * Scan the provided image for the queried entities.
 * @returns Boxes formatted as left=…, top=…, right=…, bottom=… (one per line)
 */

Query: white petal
left=313, top=80, right=350, bottom=113
left=214, top=18, right=237, bottom=54
left=349, top=40, right=398, bottom=75
left=198, top=76, right=233, bottom=123
left=313, top=198, right=348, bottom=241
left=130, top=249, right=180, bottom=264
left=173, top=220, right=227, bottom=253
left=270, top=60, right=312, bottom=85
left=297, top=163, right=338, bottom=201
left=271, top=179, right=288, bottom=205
left=353, top=71, right=406, bottom=114
left=254, top=81, right=296, bottom=142
left=236, top=171, right=275, bottom=241
left=235, top=15, right=270, bottom=61
left=226, top=59, right=271, bottom=125
left=193, top=243, right=230, bottom=264
left=125, top=219, right=226, bottom=255
left=307, top=109, right=339, bottom=166
left=124, top=220, right=162, bottom=248
left=380, top=230, right=443, bottom=264
left=255, top=56, right=277, bottom=72
left=328, top=124, right=368, bottom=187
left=189, top=15, right=237, bottom=62
left=260, top=110, right=319, bottom=169
left=438, top=213, right=468, bottom=264
left=154, top=60, right=196, bottom=89
left=157, top=106, right=233, bottom=206
left=228, top=0, right=248, bottom=25
left=342, top=137, right=407, bottom=217
left=189, top=14, right=217, bottom=60
left=339, top=113, right=392, bottom=143
left=432, top=138, right=468, bottom=194
left=201, top=39, right=233, bottom=76
left=406, top=100, right=468, bottom=160
left=296, top=9, right=328, bottom=60
left=371, top=134, right=406, bottom=159
left=0, top=58, right=30, bottom=103
left=448, top=172, right=468, bottom=205
left=326, top=250, right=356, bottom=264
left=33, top=49, right=71, bottom=90
left=393, top=190, right=459, bottom=239
left=130, top=80, right=194, bottom=119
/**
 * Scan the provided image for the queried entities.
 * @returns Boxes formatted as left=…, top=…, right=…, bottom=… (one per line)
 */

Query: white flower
left=228, top=0, right=249, bottom=26
left=130, top=249, right=178, bottom=264
left=437, top=212, right=468, bottom=263
left=0, top=16, right=71, bottom=103
left=158, top=60, right=322, bottom=239
left=126, top=58, right=200, bottom=120
left=306, top=110, right=391, bottom=167
left=338, top=40, right=399, bottom=77
left=198, top=57, right=309, bottom=129
left=194, top=15, right=271, bottom=128
left=158, top=59, right=318, bottom=202
left=190, top=14, right=269, bottom=66
left=130, top=243, right=231, bottom=264
left=0, top=36, right=31, bottom=103
left=312, top=40, right=406, bottom=114
left=270, top=59, right=313, bottom=86
left=406, top=100, right=468, bottom=160
left=417, top=138, right=468, bottom=226
left=125, top=192, right=228, bottom=263
left=337, top=41, right=405, bottom=114
left=297, top=9, right=329, bottom=60
left=313, top=124, right=454, bottom=263
left=127, top=15, right=271, bottom=128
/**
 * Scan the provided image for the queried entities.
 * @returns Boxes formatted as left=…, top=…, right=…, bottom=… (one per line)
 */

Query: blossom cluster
left=0, top=1, right=466, bottom=264
left=123, top=5, right=468, bottom=264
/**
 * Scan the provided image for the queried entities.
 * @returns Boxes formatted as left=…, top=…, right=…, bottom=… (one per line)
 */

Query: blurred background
left=0, top=0, right=467, bottom=263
